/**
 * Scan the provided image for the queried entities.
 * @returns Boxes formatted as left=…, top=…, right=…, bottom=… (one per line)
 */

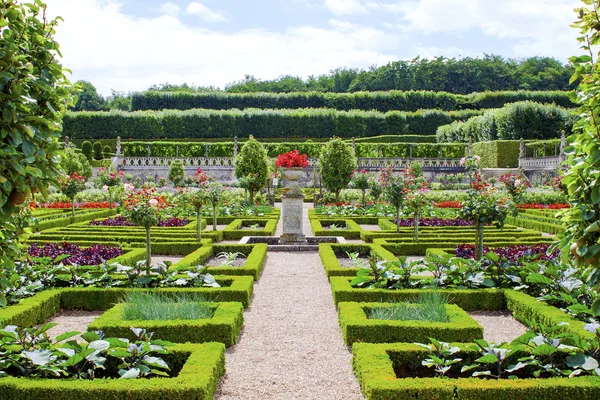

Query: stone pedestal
left=279, top=196, right=306, bottom=244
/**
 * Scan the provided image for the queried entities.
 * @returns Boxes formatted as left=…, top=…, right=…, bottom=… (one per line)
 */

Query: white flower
left=123, top=183, right=134, bottom=191
left=102, top=185, right=109, bottom=193
left=148, top=198, right=158, bottom=207
left=460, top=157, right=466, bottom=166
left=474, top=155, right=480, bottom=162
left=515, top=179, right=521, bottom=187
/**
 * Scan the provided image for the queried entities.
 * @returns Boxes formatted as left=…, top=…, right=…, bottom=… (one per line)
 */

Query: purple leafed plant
left=28, top=242, right=124, bottom=266
left=89, top=216, right=189, bottom=227
left=454, top=243, right=558, bottom=262
left=392, top=217, right=474, bottom=227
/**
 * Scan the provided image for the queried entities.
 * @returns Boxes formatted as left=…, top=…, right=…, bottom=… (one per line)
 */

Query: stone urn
left=282, top=167, right=304, bottom=197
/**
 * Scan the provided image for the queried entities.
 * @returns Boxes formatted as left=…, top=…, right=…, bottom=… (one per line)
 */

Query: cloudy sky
left=44, top=0, right=582, bottom=96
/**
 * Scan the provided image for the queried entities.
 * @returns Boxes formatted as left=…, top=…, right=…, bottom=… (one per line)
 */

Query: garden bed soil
left=468, top=310, right=528, bottom=343
left=359, top=224, right=381, bottom=231
left=40, top=310, right=104, bottom=341
left=337, top=257, right=368, bottom=268
left=206, top=256, right=248, bottom=267
left=151, top=255, right=185, bottom=266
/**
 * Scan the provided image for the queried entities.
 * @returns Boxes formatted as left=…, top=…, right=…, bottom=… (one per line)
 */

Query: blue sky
left=44, top=0, right=581, bottom=95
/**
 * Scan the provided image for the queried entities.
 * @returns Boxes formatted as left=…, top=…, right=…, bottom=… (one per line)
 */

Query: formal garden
left=2, top=0, right=600, bottom=399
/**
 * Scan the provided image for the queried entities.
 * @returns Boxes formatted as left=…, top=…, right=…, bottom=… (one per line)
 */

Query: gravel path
left=41, top=310, right=103, bottom=341
left=468, top=311, right=528, bottom=343
left=215, top=250, right=363, bottom=399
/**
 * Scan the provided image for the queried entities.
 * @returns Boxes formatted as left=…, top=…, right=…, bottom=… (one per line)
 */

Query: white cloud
left=159, top=2, right=180, bottom=16
left=324, top=0, right=368, bottom=16
left=44, top=0, right=398, bottom=95
left=186, top=1, right=227, bottom=22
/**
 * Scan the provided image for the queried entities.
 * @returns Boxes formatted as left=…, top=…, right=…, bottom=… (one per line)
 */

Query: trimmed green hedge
left=63, top=108, right=484, bottom=139
left=339, top=301, right=483, bottom=345
left=329, top=277, right=505, bottom=310
left=0, top=342, right=225, bottom=400
left=472, top=140, right=521, bottom=168
left=311, top=219, right=362, bottom=239
left=130, top=90, right=574, bottom=112
left=506, top=215, right=565, bottom=235
left=35, top=209, right=117, bottom=231
left=318, top=243, right=397, bottom=277
left=352, top=342, right=600, bottom=400
left=89, top=301, right=244, bottom=346
left=173, top=244, right=268, bottom=280
left=222, top=219, right=277, bottom=240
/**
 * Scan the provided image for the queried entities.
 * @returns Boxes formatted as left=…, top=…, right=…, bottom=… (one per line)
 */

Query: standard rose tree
left=61, top=173, right=86, bottom=217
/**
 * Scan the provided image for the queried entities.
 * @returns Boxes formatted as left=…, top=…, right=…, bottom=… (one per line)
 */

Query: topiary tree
left=61, top=148, right=92, bottom=179
left=0, top=1, right=75, bottom=283
left=168, top=159, right=185, bottom=187
left=234, top=135, right=269, bottom=202
left=560, top=2, right=600, bottom=315
left=349, top=169, right=370, bottom=211
left=93, top=141, right=103, bottom=160
left=81, top=140, right=93, bottom=161
left=102, top=145, right=112, bottom=158
left=319, top=137, right=356, bottom=203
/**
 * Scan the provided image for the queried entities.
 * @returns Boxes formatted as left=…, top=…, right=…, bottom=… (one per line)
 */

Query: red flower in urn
left=275, top=150, right=309, bottom=168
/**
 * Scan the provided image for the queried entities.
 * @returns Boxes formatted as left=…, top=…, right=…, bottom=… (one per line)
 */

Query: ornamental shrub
left=93, top=140, right=103, bottom=160
left=102, top=144, right=112, bottom=158
left=319, top=138, right=356, bottom=203
left=234, top=136, right=269, bottom=202
left=81, top=140, right=93, bottom=160
left=168, top=160, right=185, bottom=187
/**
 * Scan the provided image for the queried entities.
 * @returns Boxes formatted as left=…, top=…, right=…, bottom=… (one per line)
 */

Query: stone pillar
left=115, top=136, right=121, bottom=157
left=352, top=137, right=356, bottom=153
left=559, top=132, right=566, bottom=163
left=176, top=145, right=180, bottom=158
left=234, top=136, right=238, bottom=157
left=468, top=138, right=472, bottom=157
left=205, top=143, right=209, bottom=158
left=409, top=144, right=413, bottom=158
left=518, top=139, right=525, bottom=168
left=147, top=145, right=151, bottom=157
left=378, top=145, right=382, bottom=158
left=64, top=136, right=70, bottom=149
left=279, top=169, right=306, bottom=244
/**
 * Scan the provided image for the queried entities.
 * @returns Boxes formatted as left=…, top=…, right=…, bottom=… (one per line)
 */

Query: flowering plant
left=61, top=173, right=86, bottom=216
left=350, top=169, right=371, bottom=209
left=275, top=150, right=309, bottom=168
left=500, top=173, right=530, bottom=203
left=28, top=242, right=123, bottom=266
left=434, top=201, right=463, bottom=208
left=195, top=168, right=209, bottom=184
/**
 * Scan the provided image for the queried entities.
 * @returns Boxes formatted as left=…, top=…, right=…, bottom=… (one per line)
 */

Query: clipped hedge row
left=222, top=219, right=278, bottom=240
left=35, top=209, right=117, bottom=231
left=318, top=243, right=398, bottom=277
left=472, top=140, right=521, bottom=168
left=130, top=90, right=574, bottom=112
left=505, top=215, right=565, bottom=235
left=0, top=342, right=225, bottom=400
left=89, top=301, right=244, bottom=346
left=339, top=302, right=483, bottom=345
left=329, top=277, right=505, bottom=309
left=173, top=244, right=268, bottom=280
left=121, top=140, right=467, bottom=158
left=312, top=219, right=363, bottom=239
left=436, top=101, right=577, bottom=142
left=352, top=342, right=600, bottom=400
left=63, top=108, right=484, bottom=139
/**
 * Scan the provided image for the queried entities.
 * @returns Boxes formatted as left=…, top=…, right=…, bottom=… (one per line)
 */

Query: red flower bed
left=28, top=242, right=123, bottom=266
left=434, top=201, right=462, bottom=208
left=454, top=243, right=558, bottom=262
left=89, top=216, right=189, bottom=227
left=37, top=202, right=116, bottom=209
left=518, top=203, right=570, bottom=209
left=393, top=217, right=474, bottom=227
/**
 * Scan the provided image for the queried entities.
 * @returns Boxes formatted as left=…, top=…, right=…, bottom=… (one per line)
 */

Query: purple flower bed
left=89, top=216, right=189, bottom=227
left=392, top=217, right=474, bottom=227
left=454, top=243, right=558, bottom=262
left=28, top=242, right=124, bottom=266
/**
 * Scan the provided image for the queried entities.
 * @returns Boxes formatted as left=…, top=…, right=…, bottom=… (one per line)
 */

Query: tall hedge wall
left=472, top=140, right=521, bottom=168
left=130, top=90, right=574, bottom=112
left=436, top=101, right=577, bottom=142
left=62, top=108, right=484, bottom=139
left=121, top=141, right=467, bottom=158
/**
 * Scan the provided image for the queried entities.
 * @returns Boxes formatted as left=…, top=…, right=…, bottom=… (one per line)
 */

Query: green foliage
left=71, top=80, right=108, bottom=112
left=368, top=292, right=449, bottom=322
left=0, top=1, right=75, bottom=277
left=93, top=141, right=103, bottom=160
left=81, top=141, right=93, bottom=160
left=234, top=136, right=269, bottom=200
left=320, top=138, right=356, bottom=202
left=436, top=101, right=576, bottom=142
left=102, top=145, right=112, bottom=158
left=168, top=160, right=185, bottom=186
left=121, top=292, right=214, bottom=321
left=61, top=148, right=92, bottom=179
left=559, top=2, right=600, bottom=313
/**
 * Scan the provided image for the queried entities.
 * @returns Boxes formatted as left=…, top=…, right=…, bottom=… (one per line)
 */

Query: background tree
left=169, top=160, right=185, bottom=186
left=0, top=1, right=74, bottom=282
left=107, top=90, right=131, bottom=111
left=234, top=136, right=269, bottom=202
left=71, top=80, right=108, bottom=111
left=319, top=138, right=356, bottom=203
left=559, top=0, right=600, bottom=315
left=61, top=147, right=92, bottom=179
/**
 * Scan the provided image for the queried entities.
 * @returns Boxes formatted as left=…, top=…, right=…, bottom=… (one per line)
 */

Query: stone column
left=559, top=132, right=566, bottom=163
left=279, top=168, right=306, bottom=244
left=468, top=138, right=472, bottom=157
left=234, top=136, right=238, bottom=157
left=518, top=139, right=525, bottom=168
